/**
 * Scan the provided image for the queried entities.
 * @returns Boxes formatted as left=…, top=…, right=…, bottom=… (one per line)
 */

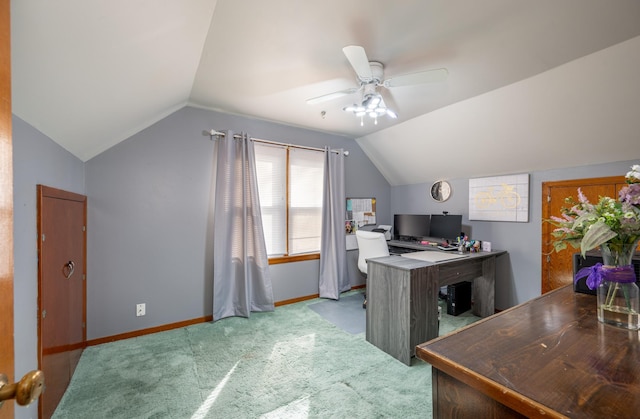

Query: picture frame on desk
left=345, top=220, right=356, bottom=234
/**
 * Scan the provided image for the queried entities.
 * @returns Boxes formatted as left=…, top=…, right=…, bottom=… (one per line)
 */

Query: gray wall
left=390, top=159, right=638, bottom=310
left=12, top=115, right=85, bottom=419
left=84, top=106, right=390, bottom=339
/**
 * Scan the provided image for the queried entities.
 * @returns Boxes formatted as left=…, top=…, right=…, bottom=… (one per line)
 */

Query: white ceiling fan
left=307, top=45, right=448, bottom=125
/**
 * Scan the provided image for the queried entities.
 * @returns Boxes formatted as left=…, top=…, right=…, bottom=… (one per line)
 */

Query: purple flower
left=620, top=183, right=640, bottom=206
left=577, top=188, right=589, bottom=204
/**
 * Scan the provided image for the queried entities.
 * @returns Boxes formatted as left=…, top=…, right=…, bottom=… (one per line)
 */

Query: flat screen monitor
left=429, top=214, right=462, bottom=241
left=393, top=214, right=431, bottom=241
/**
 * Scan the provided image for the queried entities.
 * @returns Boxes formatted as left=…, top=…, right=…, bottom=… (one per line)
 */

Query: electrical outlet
left=136, top=303, right=146, bottom=317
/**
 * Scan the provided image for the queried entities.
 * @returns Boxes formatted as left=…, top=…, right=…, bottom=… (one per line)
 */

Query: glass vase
left=597, top=240, right=640, bottom=330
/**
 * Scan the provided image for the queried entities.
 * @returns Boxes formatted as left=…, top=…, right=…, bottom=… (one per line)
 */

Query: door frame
left=0, top=0, right=14, bottom=417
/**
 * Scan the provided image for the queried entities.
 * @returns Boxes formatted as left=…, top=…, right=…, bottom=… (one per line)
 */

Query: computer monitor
left=429, top=214, right=462, bottom=241
left=393, top=214, right=431, bottom=241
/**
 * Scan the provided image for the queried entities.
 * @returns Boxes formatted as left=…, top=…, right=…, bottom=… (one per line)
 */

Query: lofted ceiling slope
left=11, top=0, right=640, bottom=183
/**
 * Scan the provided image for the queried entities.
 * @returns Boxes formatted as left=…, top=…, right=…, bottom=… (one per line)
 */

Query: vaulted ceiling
left=11, top=0, right=640, bottom=183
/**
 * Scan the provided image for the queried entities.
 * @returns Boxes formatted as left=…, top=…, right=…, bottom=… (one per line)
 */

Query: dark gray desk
left=365, top=249, right=505, bottom=365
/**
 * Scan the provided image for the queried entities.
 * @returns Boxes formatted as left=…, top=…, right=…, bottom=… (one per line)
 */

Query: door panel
left=541, top=177, right=624, bottom=293
left=38, top=186, right=86, bottom=418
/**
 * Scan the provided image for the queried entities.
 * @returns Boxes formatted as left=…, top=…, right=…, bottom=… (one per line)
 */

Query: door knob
left=63, top=260, right=75, bottom=279
left=0, top=370, right=45, bottom=407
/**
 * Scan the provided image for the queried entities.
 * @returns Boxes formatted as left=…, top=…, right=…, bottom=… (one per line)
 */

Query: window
left=254, top=142, right=324, bottom=257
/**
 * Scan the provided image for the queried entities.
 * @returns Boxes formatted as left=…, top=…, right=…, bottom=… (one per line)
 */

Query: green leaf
left=580, top=220, right=617, bottom=256
left=553, top=241, right=568, bottom=252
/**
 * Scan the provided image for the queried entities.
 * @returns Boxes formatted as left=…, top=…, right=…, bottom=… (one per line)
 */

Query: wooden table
left=416, top=285, right=640, bottom=418
left=366, top=250, right=504, bottom=365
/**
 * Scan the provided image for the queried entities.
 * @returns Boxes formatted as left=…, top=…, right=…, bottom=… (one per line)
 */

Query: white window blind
left=288, top=148, right=324, bottom=255
left=255, top=143, right=287, bottom=256
left=254, top=142, right=324, bottom=256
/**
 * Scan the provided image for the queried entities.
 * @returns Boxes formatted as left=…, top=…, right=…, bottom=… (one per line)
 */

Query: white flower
left=627, top=164, right=640, bottom=181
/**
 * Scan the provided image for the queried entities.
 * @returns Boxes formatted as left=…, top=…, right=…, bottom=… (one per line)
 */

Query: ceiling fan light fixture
left=344, top=104, right=367, bottom=113
left=344, top=93, right=397, bottom=124
left=364, top=94, right=381, bottom=109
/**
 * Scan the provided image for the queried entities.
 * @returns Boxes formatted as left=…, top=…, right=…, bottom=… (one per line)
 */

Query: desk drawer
left=438, top=259, right=483, bottom=285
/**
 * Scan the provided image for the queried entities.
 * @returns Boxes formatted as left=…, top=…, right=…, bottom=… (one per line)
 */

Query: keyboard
left=388, top=246, right=419, bottom=255
left=437, top=245, right=459, bottom=251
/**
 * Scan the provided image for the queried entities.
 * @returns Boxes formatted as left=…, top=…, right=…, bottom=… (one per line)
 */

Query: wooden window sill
left=269, top=253, right=320, bottom=265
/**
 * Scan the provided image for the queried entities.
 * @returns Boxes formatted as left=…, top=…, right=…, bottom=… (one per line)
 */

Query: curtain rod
left=203, top=129, right=349, bottom=156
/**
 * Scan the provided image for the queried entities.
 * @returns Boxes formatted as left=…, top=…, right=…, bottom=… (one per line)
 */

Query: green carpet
left=52, top=292, right=479, bottom=418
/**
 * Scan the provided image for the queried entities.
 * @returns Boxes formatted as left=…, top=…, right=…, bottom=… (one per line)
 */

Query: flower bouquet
left=547, top=164, right=640, bottom=329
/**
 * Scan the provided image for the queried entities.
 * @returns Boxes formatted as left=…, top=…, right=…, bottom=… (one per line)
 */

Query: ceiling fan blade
left=383, top=68, right=448, bottom=88
left=342, top=45, right=373, bottom=81
left=306, top=87, right=359, bottom=105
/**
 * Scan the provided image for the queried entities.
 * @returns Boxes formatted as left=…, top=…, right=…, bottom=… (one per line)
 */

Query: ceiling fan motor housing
left=360, top=62, right=383, bottom=101
left=365, top=61, right=384, bottom=84
left=362, top=83, right=377, bottom=98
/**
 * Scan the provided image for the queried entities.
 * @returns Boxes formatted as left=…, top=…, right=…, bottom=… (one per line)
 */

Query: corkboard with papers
left=346, top=198, right=376, bottom=227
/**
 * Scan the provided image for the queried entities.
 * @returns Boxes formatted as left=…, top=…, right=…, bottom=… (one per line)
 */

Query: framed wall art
left=469, top=174, right=529, bottom=222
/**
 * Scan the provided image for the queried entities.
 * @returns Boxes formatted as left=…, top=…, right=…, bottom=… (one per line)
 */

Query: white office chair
left=356, top=230, right=390, bottom=309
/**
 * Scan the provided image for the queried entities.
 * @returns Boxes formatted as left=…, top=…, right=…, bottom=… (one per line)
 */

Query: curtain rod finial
left=203, top=129, right=224, bottom=139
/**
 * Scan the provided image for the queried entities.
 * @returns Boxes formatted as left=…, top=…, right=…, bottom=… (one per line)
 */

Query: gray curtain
left=213, top=131, right=274, bottom=320
left=318, top=147, right=349, bottom=299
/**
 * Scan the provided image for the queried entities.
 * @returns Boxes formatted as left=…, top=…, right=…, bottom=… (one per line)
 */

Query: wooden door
left=541, top=176, right=626, bottom=293
left=37, top=186, right=87, bottom=418
left=0, top=0, right=14, bottom=417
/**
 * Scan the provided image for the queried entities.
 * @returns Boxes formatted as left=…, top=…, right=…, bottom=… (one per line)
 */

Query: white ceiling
left=11, top=1, right=640, bottom=183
